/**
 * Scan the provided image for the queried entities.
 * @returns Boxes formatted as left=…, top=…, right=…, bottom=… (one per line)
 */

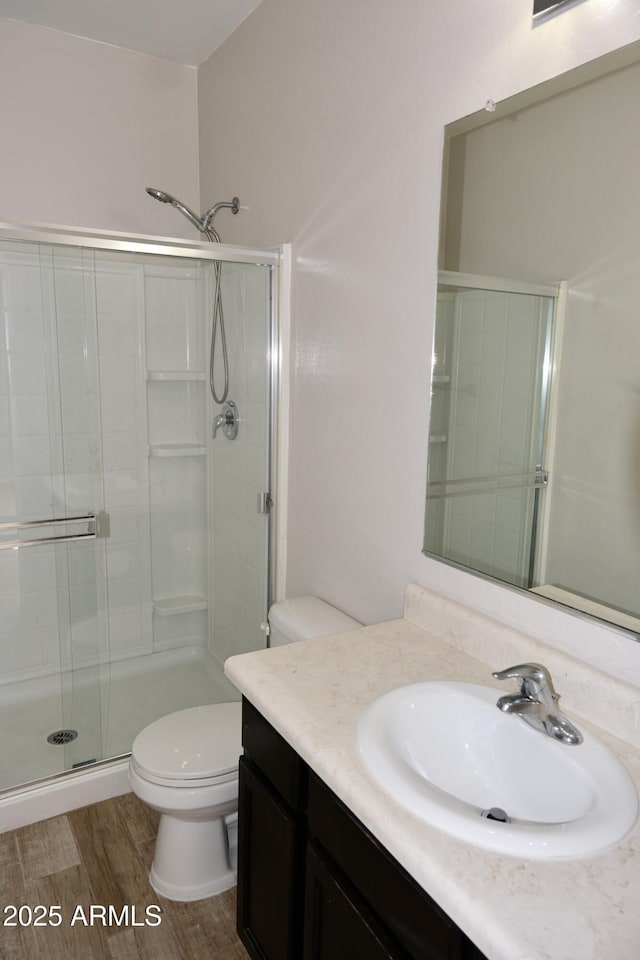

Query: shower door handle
left=0, top=514, right=97, bottom=550
left=213, top=400, right=239, bottom=440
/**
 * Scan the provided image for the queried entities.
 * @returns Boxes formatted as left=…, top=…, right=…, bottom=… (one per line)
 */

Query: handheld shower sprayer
left=145, top=186, right=241, bottom=407
left=145, top=187, right=239, bottom=240
left=145, top=187, right=205, bottom=234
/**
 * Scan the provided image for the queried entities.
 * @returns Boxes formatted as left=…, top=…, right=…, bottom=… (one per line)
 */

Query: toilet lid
left=131, top=701, right=242, bottom=782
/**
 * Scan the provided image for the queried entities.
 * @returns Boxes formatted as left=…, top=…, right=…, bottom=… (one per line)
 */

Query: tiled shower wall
left=0, top=242, right=271, bottom=687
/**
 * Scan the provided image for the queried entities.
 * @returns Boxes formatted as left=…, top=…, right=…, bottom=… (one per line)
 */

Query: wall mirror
left=423, top=39, right=640, bottom=637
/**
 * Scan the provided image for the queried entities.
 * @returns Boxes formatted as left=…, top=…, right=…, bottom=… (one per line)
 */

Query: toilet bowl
left=128, top=597, right=360, bottom=902
left=128, top=701, right=242, bottom=901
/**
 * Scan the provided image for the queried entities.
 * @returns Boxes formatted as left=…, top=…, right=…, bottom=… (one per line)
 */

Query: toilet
left=128, top=597, right=360, bottom=902
left=267, top=595, right=360, bottom=648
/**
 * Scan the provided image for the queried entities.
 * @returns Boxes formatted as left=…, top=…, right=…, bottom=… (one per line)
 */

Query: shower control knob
left=212, top=400, right=239, bottom=440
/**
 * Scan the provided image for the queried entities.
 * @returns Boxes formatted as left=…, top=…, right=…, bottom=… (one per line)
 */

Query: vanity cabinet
left=237, top=699, right=488, bottom=960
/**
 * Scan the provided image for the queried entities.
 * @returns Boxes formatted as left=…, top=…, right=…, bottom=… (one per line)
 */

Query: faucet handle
left=492, top=662, right=558, bottom=704
left=212, top=400, right=239, bottom=440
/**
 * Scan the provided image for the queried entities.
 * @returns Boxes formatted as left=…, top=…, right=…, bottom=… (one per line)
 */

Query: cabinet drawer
left=242, top=698, right=305, bottom=812
left=307, top=772, right=487, bottom=960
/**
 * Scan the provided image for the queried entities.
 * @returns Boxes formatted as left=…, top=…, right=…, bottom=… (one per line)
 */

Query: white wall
left=0, top=18, right=199, bottom=238
left=198, top=0, right=640, bottom=684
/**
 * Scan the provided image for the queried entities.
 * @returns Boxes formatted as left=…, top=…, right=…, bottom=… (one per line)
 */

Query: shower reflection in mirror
left=424, top=273, right=556, bottom=590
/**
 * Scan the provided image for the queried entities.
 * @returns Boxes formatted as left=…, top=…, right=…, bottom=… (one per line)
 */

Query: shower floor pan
left=0, top=645, right=237, bottom=793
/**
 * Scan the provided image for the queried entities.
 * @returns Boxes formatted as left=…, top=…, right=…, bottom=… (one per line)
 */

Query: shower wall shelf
left=147, top=370, right=206, bottom=381
left=153, top=596, right=208, bottom=617
left=149, top=443, right=206, bottom=457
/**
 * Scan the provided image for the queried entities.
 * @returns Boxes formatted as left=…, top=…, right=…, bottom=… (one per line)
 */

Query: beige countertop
left=224, top=585, right=640, bottom=960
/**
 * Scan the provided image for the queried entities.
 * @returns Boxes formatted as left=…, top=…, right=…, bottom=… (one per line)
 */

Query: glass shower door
left=0, top=242, right=106, bottom=788
left=0, top=227, right=279, bottom=795
left=208, top=260, right=274, bottom=666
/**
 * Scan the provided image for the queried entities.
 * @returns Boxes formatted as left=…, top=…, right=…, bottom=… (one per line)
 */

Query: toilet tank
left=268, top=596, right=360, bottom=647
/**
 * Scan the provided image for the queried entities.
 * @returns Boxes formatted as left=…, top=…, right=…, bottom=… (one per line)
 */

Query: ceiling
left=0, top=0, right=262, bottom=66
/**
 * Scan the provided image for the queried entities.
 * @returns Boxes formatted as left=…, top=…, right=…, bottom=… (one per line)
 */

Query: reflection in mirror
left=424, top=42, right=640, bottom=637
left=425, top=274, right=555, bottom=588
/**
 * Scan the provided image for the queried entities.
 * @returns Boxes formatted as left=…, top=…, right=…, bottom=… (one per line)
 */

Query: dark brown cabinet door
left=306, top=771, right=486, bottom=960
left=303, top=843, right=406, bottom=960
left=237, top=756, right=302, bottom=960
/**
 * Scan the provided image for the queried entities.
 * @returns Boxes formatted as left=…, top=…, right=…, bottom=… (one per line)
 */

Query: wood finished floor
left=0, top=793, right=251, bottom=960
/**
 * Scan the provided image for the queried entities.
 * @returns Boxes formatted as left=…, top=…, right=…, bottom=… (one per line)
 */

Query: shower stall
left=0, top=223, right=280, bottom=806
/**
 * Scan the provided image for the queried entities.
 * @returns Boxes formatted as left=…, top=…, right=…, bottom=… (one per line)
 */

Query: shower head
left=146, top=187, right=240, bottom=240
left=146, top=187, right=173, bottom=204
left=146, top=187, right=207, bottom=234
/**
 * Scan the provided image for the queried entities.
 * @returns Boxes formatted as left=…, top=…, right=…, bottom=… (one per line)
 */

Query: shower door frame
left=0, top=220, right=287, bottom=797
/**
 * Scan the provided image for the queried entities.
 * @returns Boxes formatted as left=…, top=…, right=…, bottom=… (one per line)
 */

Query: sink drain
left=480, top=806, right=511, bottom=823
left=47, top=729, right=78, bottom=746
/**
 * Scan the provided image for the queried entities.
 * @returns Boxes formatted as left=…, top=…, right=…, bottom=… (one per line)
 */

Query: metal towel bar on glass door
left=427, top=470, right=548, bottom=500
left=0, top=514, right=97, bottom=550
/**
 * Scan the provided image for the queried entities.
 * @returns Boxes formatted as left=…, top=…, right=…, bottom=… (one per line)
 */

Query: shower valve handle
left=213, top=400, right=239, bottom=440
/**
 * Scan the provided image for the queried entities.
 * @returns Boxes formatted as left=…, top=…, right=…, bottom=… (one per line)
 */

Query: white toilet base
left=128, top=758, right=238, bottom=903
left=149, top=810, right=236, bottom=902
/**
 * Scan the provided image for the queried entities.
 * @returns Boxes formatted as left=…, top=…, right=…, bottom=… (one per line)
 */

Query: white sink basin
left=358, top=681, right=637, bottom=859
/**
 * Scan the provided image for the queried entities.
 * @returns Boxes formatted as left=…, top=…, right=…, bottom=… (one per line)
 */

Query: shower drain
left=46, top=729, right=78, bottom=746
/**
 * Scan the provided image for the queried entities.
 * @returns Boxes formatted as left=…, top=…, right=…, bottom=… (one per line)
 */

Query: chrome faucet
left=491, top=663, right=583, bottom=745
